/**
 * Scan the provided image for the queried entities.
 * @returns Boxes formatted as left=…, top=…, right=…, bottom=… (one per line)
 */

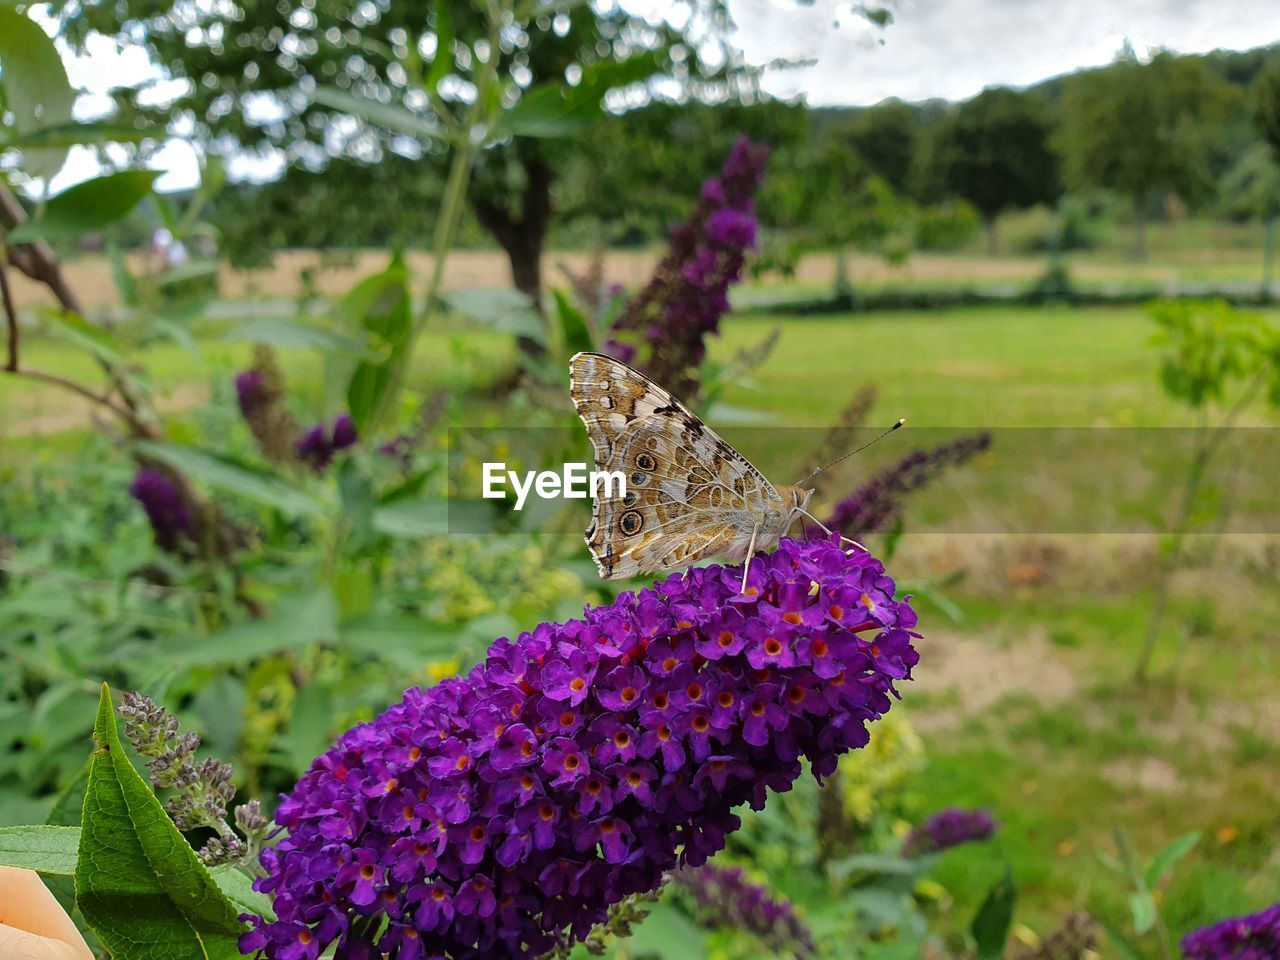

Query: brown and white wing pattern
left=568, top=352, right=787, bottom=579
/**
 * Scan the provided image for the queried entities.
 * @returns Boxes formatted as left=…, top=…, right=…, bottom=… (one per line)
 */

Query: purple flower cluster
left=674, top=863, right=815, bottom=958
left=130, top=468, right=195, bottom=552
left=296, top=413, right=358, bottom=473
left=901, top=807, right=998, bottom=858
left=234, top=348, right=303, bottom=465
left=608, top=136, right=769, bottom=396
left=1182, top=902, right=1280, bottom=960
left=828, top=431, right=992, bottom=537
left=243, top=535, right=919, bottom=959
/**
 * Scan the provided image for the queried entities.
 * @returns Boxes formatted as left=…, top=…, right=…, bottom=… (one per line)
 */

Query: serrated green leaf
left=313, top=86, right=442, bottom=140
left=1144, top=830, right=1201, bottom=889
left=9, top=170, right=160, bottom=242
left=0, top=824, right=80, bottom=875
left=75, top=684, right=245, bottom=959
left=0, top=9, right=74, bottom=179
left=134, top=440, right=328, bottom=517
left=971, top=869, right=1017, bottom=960
left=222, top=317, right=371, bottom=356
left=142, top=589, right=339, bottom=669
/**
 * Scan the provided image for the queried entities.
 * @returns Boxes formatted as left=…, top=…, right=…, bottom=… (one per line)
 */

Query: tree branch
left=8, top=366, right=137, bottom=423
left=0, top=255, right=16, bottom=372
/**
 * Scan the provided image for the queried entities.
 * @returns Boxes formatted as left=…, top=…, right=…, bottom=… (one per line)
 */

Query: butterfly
left=569, top=351, right=835, bottom=587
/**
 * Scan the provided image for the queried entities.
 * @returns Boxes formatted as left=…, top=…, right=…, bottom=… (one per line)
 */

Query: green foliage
left=343, top=256, right=414, bottom=434
left=0, top=7, right=75, bottom=179
left=9, top=170, right=161, bottom=242
left=1250, top=55, right=1280, bottom=158
left=76, top=684, right=245, bottom=958
left=1058, top=49, right=1239, bottom=257
left=929, top=87, right=1059, bottom=236
left=1149, top=299, right=1279, bottom=408
left=971, top=870, right=1017, bottom=960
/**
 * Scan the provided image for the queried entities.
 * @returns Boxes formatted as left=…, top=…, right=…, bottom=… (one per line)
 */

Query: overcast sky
left=41, top=0, right=1280, bottom=192
left=728, top=0, right=1280, bottom=106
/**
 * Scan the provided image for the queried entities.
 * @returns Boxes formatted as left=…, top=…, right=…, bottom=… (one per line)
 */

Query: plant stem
left=374, top=1, right=508, bottom=432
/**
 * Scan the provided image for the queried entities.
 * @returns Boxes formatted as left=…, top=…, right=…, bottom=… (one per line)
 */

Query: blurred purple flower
left=608, top=136, right=769, bottom=395
left=674, top=863, right=815, bottom=958
left=130, top=469, right=195, bottom=552
left=828, top=432, right=992, bottom=537
left=1182, top=902, right=1280, bottom=960
left=901, top=807, right=997, bottom=858
left=241, top=535, right=920, bottom=959
left=296, top=414, right=359, bottom=473
left=234, top=347, right=301, bottom=465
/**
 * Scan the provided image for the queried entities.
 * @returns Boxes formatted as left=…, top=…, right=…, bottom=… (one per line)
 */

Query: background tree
left=928, top=86, right=1058, bottom=255
left=838, top=98, right=921, bottom=197
left=1249, top=56, right=1280, bottom=295
left=64, top=1, right=754, bottom=317
left=1057, top=47, right=1238, bottom=260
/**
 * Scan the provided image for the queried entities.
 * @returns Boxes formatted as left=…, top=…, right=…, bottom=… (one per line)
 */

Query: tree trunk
left=1263, top=215, right=1277, bottom=300
left=1131, top=198, right=1147, bottom=262
left=503, top=231, right=544, bottom=360
left=470, top=146, right=554, bottom=363
left=984, top=214, right=998, bottom=257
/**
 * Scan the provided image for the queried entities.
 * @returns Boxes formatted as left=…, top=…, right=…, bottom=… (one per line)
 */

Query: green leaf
left=342, top=257, right=413, bottom=434
left=9, top=170, right=160, bottom=242
left=222, top=317, right=372, bottom=356
left=1129, top=891, right=1158, bottom=935
left=313, top=86, right=442, bottom=141
left=0, top=824, right=80, bottom=875
left=624, top=900, right=708, bottom=959
left=493, top=55, right=657, bottom=140
left=552, top=288, right=594, bottom=354
left=5, top=120, right=151, bottom=149
left=426, top=4, right=454, bottom=92
left=134, top=441, right=328, bottom=517
left=279, top=681, right=334, bottom=776
left=75, top=684, right=245, bottom=958
left=210, top=865, right=274, bottom=922
left=971, top=869, right=1017, bottom=960
left=372, top=498, right=447, bottom=537
left=41, top=309, right=124, bottom=363
left=445, top=287, right=545, bottom=343
left=0, top=9, right=74, bottom=179
left=341, top=617, right=467, bottom=671
left=143, top=589, right=340, bottom=669
left=1144, top=830, right=1201, bottom=889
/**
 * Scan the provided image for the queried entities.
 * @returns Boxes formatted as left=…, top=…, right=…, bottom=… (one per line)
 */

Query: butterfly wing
left=568, top=352, right=787, bottom=579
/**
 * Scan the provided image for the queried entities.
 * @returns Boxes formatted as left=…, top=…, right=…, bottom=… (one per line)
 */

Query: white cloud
left=729, top=0, right=1280, bottom=105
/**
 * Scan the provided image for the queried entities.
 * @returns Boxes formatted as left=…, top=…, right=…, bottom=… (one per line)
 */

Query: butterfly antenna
left=793, top=418, right=905, bottom=487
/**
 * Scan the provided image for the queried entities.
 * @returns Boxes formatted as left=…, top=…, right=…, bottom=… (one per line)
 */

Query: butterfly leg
left=740, top=522, right=760, bottom=594
left=797, top=509, right=867, bottom=553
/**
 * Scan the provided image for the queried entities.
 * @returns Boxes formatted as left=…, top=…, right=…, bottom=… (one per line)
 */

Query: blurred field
left=6, top=215, right=1276, bottom=309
